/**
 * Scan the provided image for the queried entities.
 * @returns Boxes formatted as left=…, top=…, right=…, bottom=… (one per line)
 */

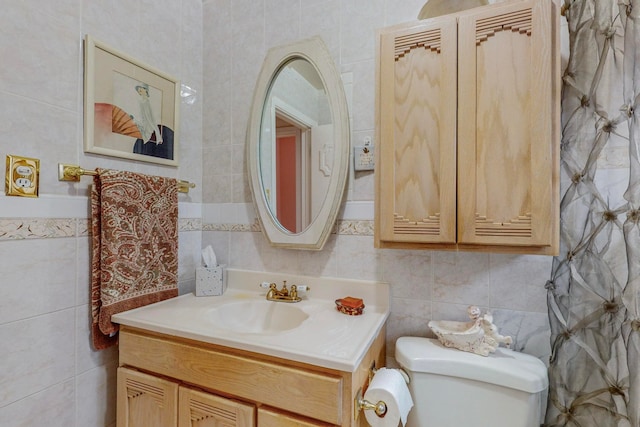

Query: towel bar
left=57, top=163, right=196, bottom=194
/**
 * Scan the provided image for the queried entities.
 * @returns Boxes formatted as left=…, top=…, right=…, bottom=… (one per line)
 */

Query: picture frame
left=84, top=35, right=180, bottom=166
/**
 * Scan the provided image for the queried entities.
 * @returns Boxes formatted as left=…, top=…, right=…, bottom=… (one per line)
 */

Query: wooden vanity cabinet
left=375, top=0, right=560, bottom=255
left=116, top=325, right=386, bottom=427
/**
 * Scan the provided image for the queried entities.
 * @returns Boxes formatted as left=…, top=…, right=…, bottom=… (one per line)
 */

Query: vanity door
left=179, top=387, right=255, bottom=427
left=117, top=367, right=178, bottom=427
left=117, top=367, right=256, bottom=427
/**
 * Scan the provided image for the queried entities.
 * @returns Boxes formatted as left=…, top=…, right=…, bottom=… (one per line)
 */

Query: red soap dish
left=335, top=297, right=365, bottom=316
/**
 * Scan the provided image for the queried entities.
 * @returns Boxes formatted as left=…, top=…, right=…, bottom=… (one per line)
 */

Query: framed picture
left=84, top=35, right=180, bottom=166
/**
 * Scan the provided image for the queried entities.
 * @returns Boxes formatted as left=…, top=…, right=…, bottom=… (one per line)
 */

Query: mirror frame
left=246, top=36, right=350, bottom=250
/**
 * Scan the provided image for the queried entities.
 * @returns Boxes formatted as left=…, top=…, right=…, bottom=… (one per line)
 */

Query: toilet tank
left=395, top=337, right=548, bottom=427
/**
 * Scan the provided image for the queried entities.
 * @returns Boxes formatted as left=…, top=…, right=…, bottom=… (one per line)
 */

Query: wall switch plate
left=354, top=138, right=375, bottom=171
left=5, top=155, right=40, bottom=197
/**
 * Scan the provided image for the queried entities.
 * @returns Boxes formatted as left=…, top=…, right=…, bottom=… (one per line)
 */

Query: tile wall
left=0, top=1, right=570, bottom=426
left=0, top=1, right=203, bottom=426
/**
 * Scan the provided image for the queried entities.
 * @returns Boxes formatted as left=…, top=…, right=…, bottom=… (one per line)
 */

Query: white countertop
left=112, top=269, right=390, bottom=371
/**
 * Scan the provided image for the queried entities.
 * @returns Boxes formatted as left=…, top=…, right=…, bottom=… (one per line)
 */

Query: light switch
left=5, top=155, right=40, bottom=197
left=354, top=137, right=375, bottom=171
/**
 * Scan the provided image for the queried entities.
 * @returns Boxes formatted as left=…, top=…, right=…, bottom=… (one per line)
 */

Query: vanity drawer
left=119, top=328, right=343, bottom=425
left=258, top=407, right=334, bottom=426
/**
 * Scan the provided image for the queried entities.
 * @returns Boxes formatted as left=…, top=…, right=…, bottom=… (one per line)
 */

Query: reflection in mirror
left=246, top=37, right=350, bottom=250
left=259, top=59, right=333, bottom=233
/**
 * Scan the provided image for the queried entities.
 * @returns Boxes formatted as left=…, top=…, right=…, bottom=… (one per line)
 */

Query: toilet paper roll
left=364, top=368, right=414, bottom=427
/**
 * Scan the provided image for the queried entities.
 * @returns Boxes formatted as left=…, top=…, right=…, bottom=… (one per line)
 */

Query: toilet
left=395, top=337, right=548, bottom=427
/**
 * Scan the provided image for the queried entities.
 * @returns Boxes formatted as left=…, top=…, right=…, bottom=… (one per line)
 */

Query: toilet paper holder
left=354, top=365, right=411, bottom=421
left=355, top=388, right=388, bottom=420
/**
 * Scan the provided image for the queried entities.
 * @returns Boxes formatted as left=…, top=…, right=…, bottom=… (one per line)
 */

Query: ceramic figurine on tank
left=428, top=305, right=512, bottom=356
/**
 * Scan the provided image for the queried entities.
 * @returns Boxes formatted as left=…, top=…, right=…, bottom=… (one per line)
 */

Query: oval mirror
left=246, top=37, right=350, bottom=250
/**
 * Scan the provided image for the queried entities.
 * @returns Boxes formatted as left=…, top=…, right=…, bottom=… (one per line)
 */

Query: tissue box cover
left=196, top=265, right=226, bottom=296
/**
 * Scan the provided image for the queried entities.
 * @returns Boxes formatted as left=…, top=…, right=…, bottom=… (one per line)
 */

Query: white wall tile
left=489, top=254, right=552, bottom=313
left=81, top=0, right=140, bottom=55
left=386, top=297, right=432, bottom=356
left=0, top=239, right=77, bottom=324
left=138, top=1, right=184, bottom=77
left=75, top=362, right=118, bottom=427
left=266, top=0, right=302, bottom=47
left=335, top=234, right=382, bottom=280
left=203, top=0, right=233, bottom=151
left=0, top=1, right=80, bottom=111
left=343, top=59, right=376, bottom=133
left=0, top=309, right=75, bottom=407
left=297, top=234, right=339, bottom=277
left=382, top=249, right=432, bottom=300
left=178, top=229, right=203, bottom=284
left=76, top=236, right=91, bottom=306
left=432, top=251, right=490, bottom=306
left=260, top=244, right=302, bottom=275
left=384, top=0, right=426, bottom=25
left=0, top=380, right=75, bottom=427
left=340, top=0, right=385, bottom=64
left=75, top=304, right=118, bottom=375
left=0, top=93, right=80, bottom=196
left=300, top=0, right=341, bottom=64
left=229, top=231, right=267, bottom=271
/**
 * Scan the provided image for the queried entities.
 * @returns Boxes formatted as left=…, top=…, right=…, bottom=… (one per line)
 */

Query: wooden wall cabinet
left=116, top=325, right=386, bottom=427
left=375, top=0, right=560, bottom=255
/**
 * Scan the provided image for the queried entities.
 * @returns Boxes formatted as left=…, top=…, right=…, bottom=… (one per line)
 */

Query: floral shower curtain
left=546, top=0, right=640, bottom=425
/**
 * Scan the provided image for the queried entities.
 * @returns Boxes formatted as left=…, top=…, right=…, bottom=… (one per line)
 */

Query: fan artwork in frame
left=84, top=35, right=180, bottom=166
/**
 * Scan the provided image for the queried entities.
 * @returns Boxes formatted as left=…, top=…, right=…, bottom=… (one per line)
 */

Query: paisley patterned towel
left=91, top=169, right=179, bottom=349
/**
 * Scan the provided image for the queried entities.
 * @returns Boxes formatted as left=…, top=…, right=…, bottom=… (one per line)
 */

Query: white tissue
left=364, top=368, right=413, bottom=427
left=202, top=245, right=217, bottom=268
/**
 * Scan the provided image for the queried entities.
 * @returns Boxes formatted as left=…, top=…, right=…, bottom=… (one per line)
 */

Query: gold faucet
left=265, top=281, right=308, bottom=303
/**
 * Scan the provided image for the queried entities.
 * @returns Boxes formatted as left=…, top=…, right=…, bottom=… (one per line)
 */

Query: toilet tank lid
left=395, top=337, right=548, bottom=393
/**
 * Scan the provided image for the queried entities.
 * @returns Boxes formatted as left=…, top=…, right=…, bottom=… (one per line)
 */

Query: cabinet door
left=178, top=386, right=255, bottom=427
left=377, top=17, right=458, bottom=244
left=457, top=0, right=559, bottom=248
left=117, top=367, right=178, bottom=427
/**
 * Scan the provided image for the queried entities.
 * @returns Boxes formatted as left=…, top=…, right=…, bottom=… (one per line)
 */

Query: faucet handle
left=294, top=284, right=311, bottom=292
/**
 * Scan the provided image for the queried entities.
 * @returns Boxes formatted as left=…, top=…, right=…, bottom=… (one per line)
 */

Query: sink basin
left=209, top=301, right=309, bottom=334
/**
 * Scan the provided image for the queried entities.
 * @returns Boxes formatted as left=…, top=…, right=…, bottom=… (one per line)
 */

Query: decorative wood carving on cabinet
left=375, top=0, right=560, bottom=255
left=117, top=368, right=178, bottom=427
left=117, top=367, right=257, bottom=427
left=179, top=387, right=255, bottom=427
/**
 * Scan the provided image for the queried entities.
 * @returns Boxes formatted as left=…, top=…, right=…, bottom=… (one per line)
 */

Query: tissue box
left=196, top=265, right=226, bottom=296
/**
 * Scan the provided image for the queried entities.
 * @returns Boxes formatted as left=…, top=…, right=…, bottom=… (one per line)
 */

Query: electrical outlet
left=5, top=155, right=40, bottom=197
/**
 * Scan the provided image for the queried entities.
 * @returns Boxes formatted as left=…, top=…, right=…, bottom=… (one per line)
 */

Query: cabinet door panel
left=179, top=387, right=255, bottom=427
left=457, top=0, right=557, bottom=247
left=378, top=18, right=458, bottom=243
left=117, top=367, right=178, bottom=427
